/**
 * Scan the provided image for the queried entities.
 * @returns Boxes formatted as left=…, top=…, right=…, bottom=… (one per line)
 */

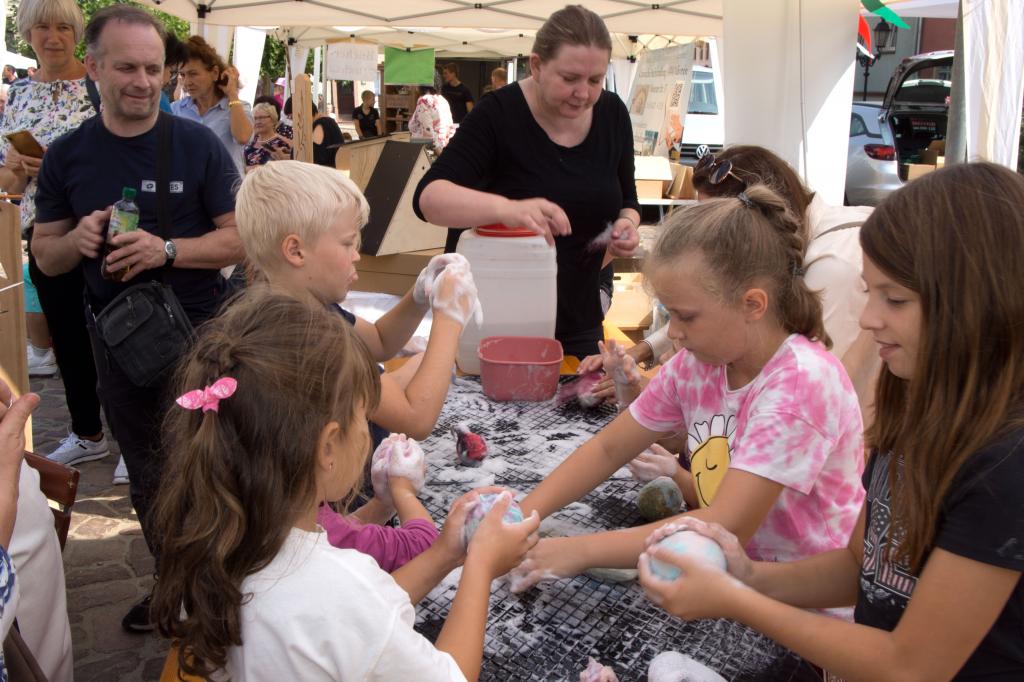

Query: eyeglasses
left=694, top=150, right=745, bottom=186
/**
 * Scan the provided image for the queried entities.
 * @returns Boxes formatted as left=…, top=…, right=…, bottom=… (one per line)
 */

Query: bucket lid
left=475, top=224, right=537, bottom=238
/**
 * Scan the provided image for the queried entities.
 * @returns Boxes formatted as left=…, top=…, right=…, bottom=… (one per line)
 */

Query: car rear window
left=688, top=70, right=718, bottom=115
left=894, top=64, right=951, bottom=105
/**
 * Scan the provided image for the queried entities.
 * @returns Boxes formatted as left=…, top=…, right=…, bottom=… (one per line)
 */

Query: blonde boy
left=235, top=160, right=478, bottom=440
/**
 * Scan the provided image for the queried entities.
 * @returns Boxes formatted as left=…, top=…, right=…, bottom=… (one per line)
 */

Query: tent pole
left=945, top=1, right=967, bottom=165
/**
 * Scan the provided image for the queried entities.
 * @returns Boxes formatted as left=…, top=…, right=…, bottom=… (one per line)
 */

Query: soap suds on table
left=412, top=377, right=819, bottom=682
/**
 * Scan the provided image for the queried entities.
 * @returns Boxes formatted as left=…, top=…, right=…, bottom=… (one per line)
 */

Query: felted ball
left=648, top=529, right=727, bottom=581
left=637, top=476, right=684, bottom=521
left=462, top=493, right=524, bottom=547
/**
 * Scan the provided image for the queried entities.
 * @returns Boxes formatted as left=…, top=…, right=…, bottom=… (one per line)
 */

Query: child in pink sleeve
left=317, top=507, right=438, bottom=572
left=515, top=183, right=865, bottom=591
left=318, top=433, right=439, bottom=572
left=630, top=333, right=863, bottom=563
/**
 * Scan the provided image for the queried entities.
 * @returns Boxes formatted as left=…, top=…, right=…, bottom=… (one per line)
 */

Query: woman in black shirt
left=413, top=6, right=639, bottom=358
left=352, top=89, right=382, bottom=139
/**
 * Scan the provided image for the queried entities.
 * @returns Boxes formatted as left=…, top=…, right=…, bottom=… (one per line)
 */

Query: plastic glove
left=430, top=260, right=483, bottom=327
left=627, top=444, right=681, bottom=483
left=413, top=252, right=466, bottom=306
left=369, top=434, right=426, bottom=507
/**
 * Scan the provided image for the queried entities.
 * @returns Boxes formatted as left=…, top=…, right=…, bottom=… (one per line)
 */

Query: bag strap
left=814, top=220, right=862, bottom=240
left=85, top=77, right=101, bottom=113
left=154, top=111, right=173, bottom=284
left=155, top=111, right=172, bottom=239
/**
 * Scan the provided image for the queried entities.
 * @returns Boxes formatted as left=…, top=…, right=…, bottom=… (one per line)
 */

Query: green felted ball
left=637, top=476, right=684, bottom=521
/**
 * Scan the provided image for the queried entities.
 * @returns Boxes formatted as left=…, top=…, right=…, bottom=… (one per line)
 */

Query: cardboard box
left=903, top=163, right=937, bottom=181
left=605, top=272, right=653, bottom=336
left=634, top=156, right=673, bottom=199
left=920, top=139, right=946, bottom=166
left=353, top=248, right=442, bottom=296
left=667, top=163, right=696, bottom=199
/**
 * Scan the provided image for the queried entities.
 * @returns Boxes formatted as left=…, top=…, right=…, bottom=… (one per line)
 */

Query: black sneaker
left=121, top=594, right=154, bottom=633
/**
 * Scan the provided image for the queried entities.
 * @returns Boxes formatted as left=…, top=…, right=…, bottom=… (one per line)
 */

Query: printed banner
left=626, top=43, right=695, bottom=157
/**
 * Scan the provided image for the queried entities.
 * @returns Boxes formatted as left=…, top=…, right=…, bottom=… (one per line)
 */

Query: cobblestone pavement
left=30, top=374, right=170, bottom=681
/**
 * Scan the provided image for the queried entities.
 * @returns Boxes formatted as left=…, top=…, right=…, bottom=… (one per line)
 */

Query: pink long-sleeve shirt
left=316, top=506, right=439, bottom=572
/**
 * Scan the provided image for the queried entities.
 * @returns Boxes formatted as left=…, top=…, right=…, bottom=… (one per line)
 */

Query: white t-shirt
left=802, top=195, right=873, bottom=360
left=630, top=334, right=865, bottom=563
left=223, top=527, right=466, bottom=682
left=9, top=463, right=73, bottom=682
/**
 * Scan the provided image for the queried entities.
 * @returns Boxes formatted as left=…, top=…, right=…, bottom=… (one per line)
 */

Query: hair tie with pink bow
left=175, top=377, right=238, bottom=413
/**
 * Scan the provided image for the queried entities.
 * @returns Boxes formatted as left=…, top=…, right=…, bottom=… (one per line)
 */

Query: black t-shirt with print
left=330, top=304, right=389, bottom=450
left=441, top=82, right=474, bottom=123
left=36, top=115, right=238, bottom=324
left=856, top=428, right=1024, bottom=679
left=352, top=106, right=380, bottom=138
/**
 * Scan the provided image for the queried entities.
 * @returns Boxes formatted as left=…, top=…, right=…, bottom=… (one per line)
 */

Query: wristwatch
left=163, top=239, right=177, bottom=267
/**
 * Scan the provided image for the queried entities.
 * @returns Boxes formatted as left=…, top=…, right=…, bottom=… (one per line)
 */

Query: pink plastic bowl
left=478, top=336, right=564, bottom=402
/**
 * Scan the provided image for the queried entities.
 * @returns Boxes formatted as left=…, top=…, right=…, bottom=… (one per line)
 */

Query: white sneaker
left=112, top=455, right=129, bottom=485
left=47, top=433, right=109, bottom=467
left=27, top=345, right=58, bottom=377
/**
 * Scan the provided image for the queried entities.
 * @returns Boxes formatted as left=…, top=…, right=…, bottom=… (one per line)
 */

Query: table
left=412, top=376, right=821, bottom=682
left=638, top=197, right=697, bottom=221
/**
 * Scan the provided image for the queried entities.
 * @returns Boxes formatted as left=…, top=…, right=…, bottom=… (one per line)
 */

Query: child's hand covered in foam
left=600, top=339, right=642, bottom=386
left=369, top=433, right=426, bottom=506
left=430, top=260, right=483, bottom=327
left=413, top=253, right=467, bottom=306
left=627, top=444, right=681, bottom=483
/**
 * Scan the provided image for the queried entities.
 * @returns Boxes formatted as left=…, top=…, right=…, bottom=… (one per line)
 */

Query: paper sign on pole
left=626, top=43, right=695, bottom=157
left=326, top=42, right=378, bottom=82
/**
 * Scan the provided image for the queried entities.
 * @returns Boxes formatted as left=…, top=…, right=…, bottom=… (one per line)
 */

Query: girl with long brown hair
left=639, top=162, right=1024, bottom=679
left=151, top=287, right=539, bottom=681
left=513, top=184, right=865, bottom=593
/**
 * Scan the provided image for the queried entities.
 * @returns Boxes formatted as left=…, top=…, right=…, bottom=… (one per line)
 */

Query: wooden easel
left=0, top=197, right=31, bottom=448
left=291, top=73, right=314, bottom=163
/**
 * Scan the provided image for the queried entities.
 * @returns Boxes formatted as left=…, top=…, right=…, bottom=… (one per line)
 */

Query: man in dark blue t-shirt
left=32, top=5, right=243, bottom=635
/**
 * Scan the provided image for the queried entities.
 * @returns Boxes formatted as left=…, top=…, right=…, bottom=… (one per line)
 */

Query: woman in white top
left=151, top=288, right=539, bottom=681
left=409, top=85, right=455, bottom=153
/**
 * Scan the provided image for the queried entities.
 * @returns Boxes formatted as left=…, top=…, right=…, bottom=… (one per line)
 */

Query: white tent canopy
left=144, top=0, right=724, bottom=36
left=142, top=0, right=1021, bottom=191
left=265, top=25, right=695, bottom=61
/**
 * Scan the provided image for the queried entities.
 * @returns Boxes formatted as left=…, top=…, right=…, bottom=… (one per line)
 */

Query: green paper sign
left=383, top=47, right=435, bottom=85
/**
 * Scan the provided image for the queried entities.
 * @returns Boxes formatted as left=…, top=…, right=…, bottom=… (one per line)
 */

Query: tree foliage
left=5, top=0, right=288, bottom=81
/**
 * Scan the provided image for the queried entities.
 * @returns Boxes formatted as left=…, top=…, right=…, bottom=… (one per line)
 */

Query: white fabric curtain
left=961, top=0, right=1024, bottom=169
left=288, top=46, right=311, bottom=98
left=232, top=27, right=266, bottom=106
left=190, top=23, right=233, bottom=61
left=722, top=0, right=860, bottom=204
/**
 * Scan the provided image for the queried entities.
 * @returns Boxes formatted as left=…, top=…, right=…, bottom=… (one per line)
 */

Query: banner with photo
left=626, top=43, right=695, bottom=157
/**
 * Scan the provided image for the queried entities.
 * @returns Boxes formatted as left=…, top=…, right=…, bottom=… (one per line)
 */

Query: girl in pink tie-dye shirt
left=514, top=183, right=865, bottom=590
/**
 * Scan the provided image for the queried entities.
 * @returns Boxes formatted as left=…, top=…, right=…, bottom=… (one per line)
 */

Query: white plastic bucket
left=455, top=225, right=558, bottom=374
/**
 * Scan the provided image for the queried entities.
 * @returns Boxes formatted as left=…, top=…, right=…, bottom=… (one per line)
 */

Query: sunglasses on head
left=694, top=150, right=745, bottom=186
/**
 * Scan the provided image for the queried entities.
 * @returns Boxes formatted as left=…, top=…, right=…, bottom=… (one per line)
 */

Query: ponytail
left=151, top=287, right=382, bottom=678
left=647, top=184, right=829, bottom=347
left=740, top=185, right=831, bottom=349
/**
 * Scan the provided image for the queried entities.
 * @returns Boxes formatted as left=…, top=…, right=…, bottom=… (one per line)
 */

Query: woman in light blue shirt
left=171, top=35, right=252, bottom=174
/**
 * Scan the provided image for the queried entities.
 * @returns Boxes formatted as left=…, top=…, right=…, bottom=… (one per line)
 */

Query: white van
left=678, top=64, right=725, bottom=163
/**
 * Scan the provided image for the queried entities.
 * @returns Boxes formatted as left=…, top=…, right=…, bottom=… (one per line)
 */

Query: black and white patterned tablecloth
left=413, top=377, right=820, bottom=682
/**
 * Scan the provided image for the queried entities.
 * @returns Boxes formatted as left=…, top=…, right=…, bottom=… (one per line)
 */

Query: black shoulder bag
left=94, top=112, right=196, bottom=387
